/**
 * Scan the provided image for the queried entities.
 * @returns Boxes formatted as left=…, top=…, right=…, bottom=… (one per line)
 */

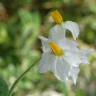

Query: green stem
left=8, top=58, right=40, bottom=96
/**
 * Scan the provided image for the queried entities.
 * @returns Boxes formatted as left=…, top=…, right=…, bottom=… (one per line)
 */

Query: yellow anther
left=50, top=10, right=63, bottom=24
left=48, top=41, right=63, bottom=56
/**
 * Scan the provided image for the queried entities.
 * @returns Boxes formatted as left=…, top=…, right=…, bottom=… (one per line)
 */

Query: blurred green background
left=0, top=0, right=96, bottom=96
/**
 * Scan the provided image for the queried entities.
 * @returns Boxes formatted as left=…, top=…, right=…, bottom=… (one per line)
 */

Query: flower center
left=48, top=41, right=64, bottom=56
left=50, top=10, right=63, bottom=24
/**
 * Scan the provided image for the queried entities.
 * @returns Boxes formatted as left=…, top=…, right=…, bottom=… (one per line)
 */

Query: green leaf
left=0, top=77, right=9, bottom=96
left=76, top=89, right=86, bottom=96
left=18, top=9, right=41, bottom=54
left=57, top=82, right=68, bottom=96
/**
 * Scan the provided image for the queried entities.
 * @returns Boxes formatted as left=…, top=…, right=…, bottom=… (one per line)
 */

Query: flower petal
left=49, top=25, right=65, bottom=42
left=79, top=49, right=93, bottom=64
left=54, top=57, right=70, bottom=81
left=64, top=48, right=93, bottom=66
left=57, top=38, right=78, bottom=50
left=62, top=21, right=80, bottom=40
left=39, top=36, right=50, bottom=52
left=64, top=50, right=81, bottom=67
left=38, top=52, right=56, bottom=73
left=69, top=66, right=79, bottom=84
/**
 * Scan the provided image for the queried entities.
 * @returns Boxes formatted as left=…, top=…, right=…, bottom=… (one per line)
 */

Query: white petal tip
left=63, top=21, right=80, bottom=40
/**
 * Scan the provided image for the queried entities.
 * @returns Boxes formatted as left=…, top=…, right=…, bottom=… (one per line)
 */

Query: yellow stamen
left=50, top=10, right=63, bottom=24
left=48, top=41, right=63, bottom=56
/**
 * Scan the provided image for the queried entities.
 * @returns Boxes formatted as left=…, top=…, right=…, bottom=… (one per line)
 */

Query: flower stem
left=8, top=58, right=40, bottom=96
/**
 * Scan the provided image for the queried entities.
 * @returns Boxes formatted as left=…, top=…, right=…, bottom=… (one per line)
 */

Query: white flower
left=38, top=10, right=93, bottom=84
left=49, top=25, right=92, bottom=66
left=38, top=36, right=70, bottom=81
left=50, top=10, right=80, bottom=40
left=38, top=36, right=92, bottom=84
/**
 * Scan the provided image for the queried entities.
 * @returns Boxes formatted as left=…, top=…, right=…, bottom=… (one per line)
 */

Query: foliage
left=0, top=77, right=9, bottom=96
